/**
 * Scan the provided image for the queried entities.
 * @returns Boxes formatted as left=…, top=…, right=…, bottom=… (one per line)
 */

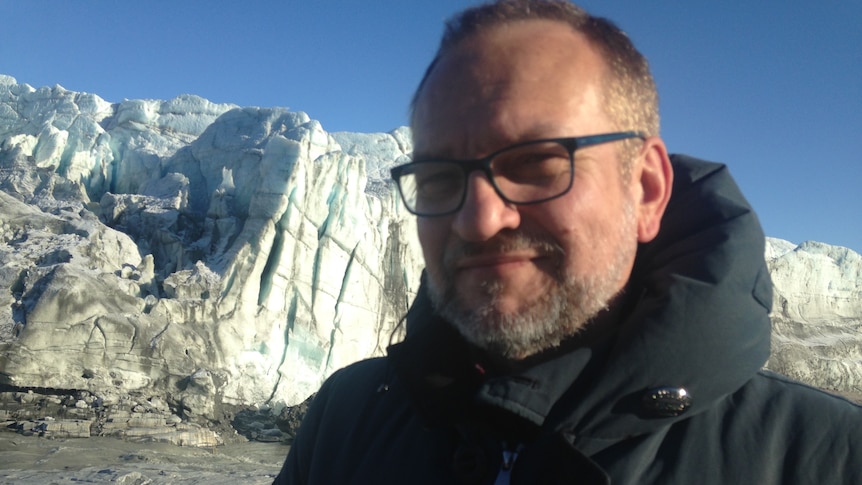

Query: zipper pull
left=494, top=443, right=523, bottom=485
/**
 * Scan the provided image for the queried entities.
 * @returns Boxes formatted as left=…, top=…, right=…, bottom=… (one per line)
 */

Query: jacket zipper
left=494, top=443, right=522, bottom=485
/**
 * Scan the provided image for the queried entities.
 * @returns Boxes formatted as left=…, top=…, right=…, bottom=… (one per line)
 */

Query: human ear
left=634, top=137, right=673, bottom=243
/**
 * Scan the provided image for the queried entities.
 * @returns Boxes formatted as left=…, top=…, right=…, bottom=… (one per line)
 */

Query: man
left=275, top=1, right=861, bottom=483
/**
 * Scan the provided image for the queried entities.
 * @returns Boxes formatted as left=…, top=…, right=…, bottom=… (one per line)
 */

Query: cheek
left=417, top=218, right=449, bottom=265
left=522, top=197, right=605, bottom=262
left=519, top=201, right=577, bottom=244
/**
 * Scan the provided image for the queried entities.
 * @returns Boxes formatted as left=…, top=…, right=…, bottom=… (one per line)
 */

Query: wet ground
left=0, top=431, right=287, bottom=484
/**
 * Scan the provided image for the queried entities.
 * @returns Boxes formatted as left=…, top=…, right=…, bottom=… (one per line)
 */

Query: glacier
left=765, top=238, right=862, bottom=394
left=0, top=74, right=860, bottom=440
left=0, top=74, right=422, bottom=425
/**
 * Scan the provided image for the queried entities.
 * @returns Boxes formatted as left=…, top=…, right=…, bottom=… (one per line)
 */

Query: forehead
left=412, top=19, right=610, bottom=157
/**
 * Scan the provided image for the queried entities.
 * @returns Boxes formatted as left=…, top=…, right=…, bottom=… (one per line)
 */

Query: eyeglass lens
left=400, top=140, right=573, bottom=215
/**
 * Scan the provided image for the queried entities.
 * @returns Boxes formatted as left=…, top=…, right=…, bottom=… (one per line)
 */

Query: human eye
left=412, top=163, right=463, bottom=198
left=493, top=142, right=570, bottom=186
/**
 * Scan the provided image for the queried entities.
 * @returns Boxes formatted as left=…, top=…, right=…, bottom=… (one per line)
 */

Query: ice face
left=0, top=77, right=423, bottom=413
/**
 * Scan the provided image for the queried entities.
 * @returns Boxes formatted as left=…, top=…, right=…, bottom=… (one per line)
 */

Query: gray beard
left=426, top=204, right=636, bottom=360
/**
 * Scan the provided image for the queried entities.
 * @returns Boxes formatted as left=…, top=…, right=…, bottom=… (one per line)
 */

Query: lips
left=455, top=252, right=545, bottom=271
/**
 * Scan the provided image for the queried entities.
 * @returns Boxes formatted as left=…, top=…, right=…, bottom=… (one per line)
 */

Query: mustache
left=442, top=230, right=565, bottom=269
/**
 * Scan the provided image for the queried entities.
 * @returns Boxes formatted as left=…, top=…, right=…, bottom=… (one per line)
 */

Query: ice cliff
left=0, top=74, right=422, bottom=424
left=765, top=238, right=862, bottom=395
left=0, top=74, right=859, bottom=428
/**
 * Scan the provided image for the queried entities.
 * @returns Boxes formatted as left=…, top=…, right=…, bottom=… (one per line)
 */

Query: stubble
left=426, top=200, right=637, bottom=360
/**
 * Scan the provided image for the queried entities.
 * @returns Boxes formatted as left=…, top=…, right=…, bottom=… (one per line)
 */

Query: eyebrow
left=413, top=124, right=569, bottom=161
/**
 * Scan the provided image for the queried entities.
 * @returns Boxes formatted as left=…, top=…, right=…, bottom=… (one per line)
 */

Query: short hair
left=410, top=0, right=660, bottom=168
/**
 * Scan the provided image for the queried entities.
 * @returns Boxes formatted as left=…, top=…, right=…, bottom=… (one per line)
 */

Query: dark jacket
left=275, top=155, right=862, bottom=484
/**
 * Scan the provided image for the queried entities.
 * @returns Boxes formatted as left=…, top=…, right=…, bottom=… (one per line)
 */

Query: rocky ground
left=0, top=386, right=313, bottom=445
left=830, top=389, right=862, bottom=405
left=0, top=432, right=286, bottom=484
left=0, top=386, right=311, bottom=483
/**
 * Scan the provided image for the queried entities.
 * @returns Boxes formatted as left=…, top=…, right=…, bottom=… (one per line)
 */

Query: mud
left=0, top=431, right=286, bottom=484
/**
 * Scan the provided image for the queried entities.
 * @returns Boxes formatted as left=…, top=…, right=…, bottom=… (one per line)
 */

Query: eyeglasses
left=390, top=131, right=645, bottom=217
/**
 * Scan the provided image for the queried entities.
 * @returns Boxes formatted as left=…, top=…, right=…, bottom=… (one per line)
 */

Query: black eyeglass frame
left=390, top=130, right=645, bottom=217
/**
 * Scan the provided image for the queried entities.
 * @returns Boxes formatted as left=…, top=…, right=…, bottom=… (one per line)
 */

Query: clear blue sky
left=3, top=1, right=860, bottom=254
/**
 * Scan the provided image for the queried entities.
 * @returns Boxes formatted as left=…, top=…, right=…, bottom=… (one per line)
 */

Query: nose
left=451, top=172, right=521, bottom=241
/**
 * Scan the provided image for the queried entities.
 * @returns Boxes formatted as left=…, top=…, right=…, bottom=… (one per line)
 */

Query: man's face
left=411, top=20, right=642, bottom=359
